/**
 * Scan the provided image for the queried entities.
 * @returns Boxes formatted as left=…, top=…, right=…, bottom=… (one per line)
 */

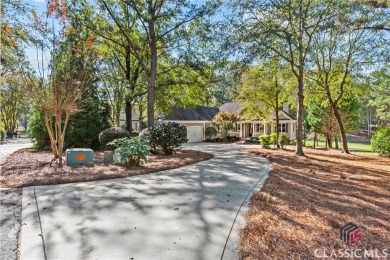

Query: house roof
left=221, top=102, right=296, bottom=120
left=219, top=102, right=244, bottom=114
left=164, top=105, right=219, bottom=121
left=163, top=102, right=295, bottom=122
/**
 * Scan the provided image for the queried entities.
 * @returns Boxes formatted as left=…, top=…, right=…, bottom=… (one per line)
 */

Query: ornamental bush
left=114, top=136, right=151, bottom=166
left=259, top=135, right=271, bottom=149
left=269, top=133, right=278, bottom=148
left=205, top=127, right=217, bottom=139
left=279, top=134, right=289, bottom=149
left=149, top=122, right=188, bottom=155
left=371, top=127, right=390, bottom=157
left=99, top=127, right=130, bottom=145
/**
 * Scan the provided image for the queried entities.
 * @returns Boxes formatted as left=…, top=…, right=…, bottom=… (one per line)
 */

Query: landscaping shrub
left=29, top=99, right=110, bottom=150
left=260, top=135, right=271, bottom=149
left=104, top=141, right=117, bottom=151
left=28, top=108, right=51, bottom=150
left=371, top=127, right=390, bottom=157
left=65, top=98, right=111, bottom=149
left=279, top=134, right=290, bottom=149
left=114, top=136, right=151, bottom=166
left=0, top=129, right=5, bottom=141
left=99, top=127, right=131, bottom=145
left=205, top=127, right=217, bottom=139
left=269, top=133, right=278, bottom=148
left=149, top=122, right=187, bottom=155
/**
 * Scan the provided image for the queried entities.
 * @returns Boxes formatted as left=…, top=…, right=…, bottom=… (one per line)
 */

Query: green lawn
left=304, top=139, right=372, bottom=152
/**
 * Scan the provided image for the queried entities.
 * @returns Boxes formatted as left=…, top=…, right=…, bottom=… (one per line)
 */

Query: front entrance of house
left=245, top=123, right=253, bottom=137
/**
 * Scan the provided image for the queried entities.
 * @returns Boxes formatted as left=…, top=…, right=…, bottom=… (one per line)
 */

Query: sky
left=25, top=1, right=48, bottom=72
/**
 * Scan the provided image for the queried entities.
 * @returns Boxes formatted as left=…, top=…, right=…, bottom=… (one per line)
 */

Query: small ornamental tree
left=26, top=1, right=95, bottom=167
left=212, top=111, right=238, bottom=137
left=149, top=122, right=187, bottom=155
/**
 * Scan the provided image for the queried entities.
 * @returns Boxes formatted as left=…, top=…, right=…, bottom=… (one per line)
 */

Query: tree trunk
left=275, top=89, right=280, bottom=148
left=147, top=2, right=157, bottom=128
left=295, top=70, right=305, bottom=155
left=125, top=47, right=132, bottom=132
left=125, top=99, right=132, bottom=131
left=330, top=103, right=349, bottom=153
left=313, top=132, right=317, bottom=148
left=334, top=136, right=339, bottom=149
left=326, top=135, right=332, bottom=149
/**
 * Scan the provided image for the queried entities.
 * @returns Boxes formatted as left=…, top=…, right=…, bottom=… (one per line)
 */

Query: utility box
left=66, top=148, right=94, bottom=166
left=104, top=150, right=114, bottom=163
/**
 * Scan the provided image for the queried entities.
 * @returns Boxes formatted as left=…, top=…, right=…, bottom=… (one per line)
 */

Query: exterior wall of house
left=161, top=121, right=214, bottom=141
left=119, top=109, right=140, bottom=131
left=163, top=118, right=297, bottom=141
left=238, top=121, right=296, bottom=140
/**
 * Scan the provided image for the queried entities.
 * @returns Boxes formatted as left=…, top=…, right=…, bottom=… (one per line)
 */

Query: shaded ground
left=239, top=147, right=390, bottom=260
left=0, top=149, right=213, bottom=188
left=19, top=144, right=269, bottom=260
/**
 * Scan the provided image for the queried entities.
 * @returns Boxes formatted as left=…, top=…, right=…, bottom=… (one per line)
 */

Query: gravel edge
left=0, top=188, right=22, bottom=260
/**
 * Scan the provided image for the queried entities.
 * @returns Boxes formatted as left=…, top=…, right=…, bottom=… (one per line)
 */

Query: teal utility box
left=66, top=148, right=94, bottom=166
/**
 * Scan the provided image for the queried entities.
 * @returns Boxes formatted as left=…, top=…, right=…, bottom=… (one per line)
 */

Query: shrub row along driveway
left=20, top=143, right=269, bottom=260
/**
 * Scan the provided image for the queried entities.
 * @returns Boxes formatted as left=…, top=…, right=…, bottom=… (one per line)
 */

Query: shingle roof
left=164, top=105, right=219, bottom=121
left=164, top=102, right=295, bottom=121
left=218, top=102, right=244, bottom=114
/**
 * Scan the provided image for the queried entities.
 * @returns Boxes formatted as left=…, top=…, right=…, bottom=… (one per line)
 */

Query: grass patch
left=304, top=139, right=372, bottom=152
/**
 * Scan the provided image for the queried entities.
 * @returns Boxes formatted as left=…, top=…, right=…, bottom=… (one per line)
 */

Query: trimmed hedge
left=98, top=127, right=130, bottom=145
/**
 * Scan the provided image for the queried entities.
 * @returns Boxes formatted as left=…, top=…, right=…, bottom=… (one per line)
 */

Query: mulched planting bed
left=239, top=147, right=390, bottom=260
left=0, top=148, right=213, bottom=188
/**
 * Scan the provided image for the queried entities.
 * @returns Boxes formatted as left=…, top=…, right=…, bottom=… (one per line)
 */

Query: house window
left=279, top=123, right=288, bottom=133
left=256, top=124, right=264, bottom=132
left=235, top=123, right=241, bottom=131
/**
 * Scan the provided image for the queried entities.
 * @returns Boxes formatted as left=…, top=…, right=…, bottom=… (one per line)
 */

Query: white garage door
left=187, top=126, right=203, bottom=143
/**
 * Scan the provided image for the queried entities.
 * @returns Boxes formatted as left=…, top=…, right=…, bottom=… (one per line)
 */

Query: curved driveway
left=20, top=143, right=269, bottom=260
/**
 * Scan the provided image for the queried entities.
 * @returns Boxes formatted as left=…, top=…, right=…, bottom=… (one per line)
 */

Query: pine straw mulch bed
left=0, top=148, right=213, bottom=188
left=239, top=147, right=390, bottom=260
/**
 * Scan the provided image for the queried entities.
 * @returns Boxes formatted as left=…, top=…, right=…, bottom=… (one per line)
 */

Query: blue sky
left=25, top=0, right=51, bottom=73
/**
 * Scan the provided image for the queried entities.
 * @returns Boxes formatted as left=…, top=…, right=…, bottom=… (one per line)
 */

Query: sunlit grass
left=304, top=139, right=372, bottom=152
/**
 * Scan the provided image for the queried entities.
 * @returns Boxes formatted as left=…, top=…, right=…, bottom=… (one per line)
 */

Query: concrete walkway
left=20, top=143, right=269, bottom=260
left=1, top=139, right=33, bottom=260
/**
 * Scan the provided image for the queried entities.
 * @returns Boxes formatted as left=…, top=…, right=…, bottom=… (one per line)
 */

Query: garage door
left=187, top=126, right=203, bottom=143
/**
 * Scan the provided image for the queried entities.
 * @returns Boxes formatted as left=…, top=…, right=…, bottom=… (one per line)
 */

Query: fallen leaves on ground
left=239, top=147, right=390, bottom=260
left=0, top=149, right=213, bottom=188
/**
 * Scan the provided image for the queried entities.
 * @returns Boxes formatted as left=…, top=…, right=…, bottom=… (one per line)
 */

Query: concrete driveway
left=20, top=143, right=269, bottom=260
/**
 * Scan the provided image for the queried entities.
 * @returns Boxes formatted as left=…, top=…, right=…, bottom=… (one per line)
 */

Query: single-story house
left=162, top=102, right=297, bottom=142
